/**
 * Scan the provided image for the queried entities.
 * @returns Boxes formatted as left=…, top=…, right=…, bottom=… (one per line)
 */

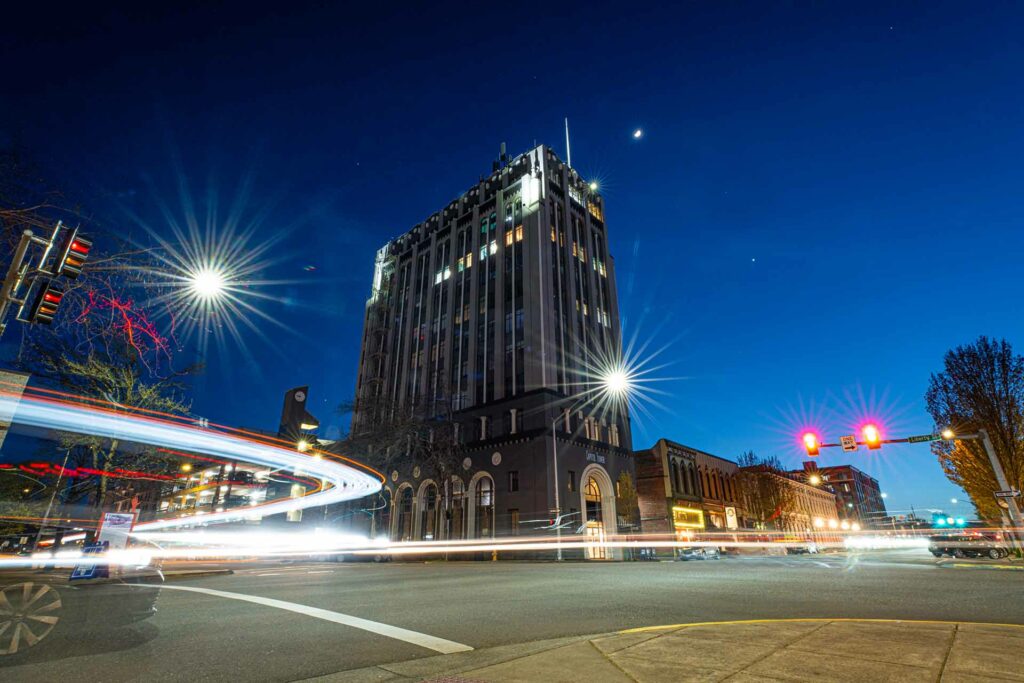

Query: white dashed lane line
left=158, top=584, right=474, bottom=654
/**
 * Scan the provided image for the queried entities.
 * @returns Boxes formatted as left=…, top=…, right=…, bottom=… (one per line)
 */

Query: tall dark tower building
left=354, top=145, right=633, bottom=555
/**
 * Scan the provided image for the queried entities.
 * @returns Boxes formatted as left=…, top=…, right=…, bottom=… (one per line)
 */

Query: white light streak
left=0, top=393, right=381, bottom=531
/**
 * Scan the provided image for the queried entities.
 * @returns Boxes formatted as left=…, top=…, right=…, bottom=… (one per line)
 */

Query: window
left=567, top=470, right=576, bottom=492
left=509, top=509, right=520, bottom=536
left=508, top=470, right=519, bottom=492
left=479, top=415, right=488, bottom=440
left=474, top=476, right=494, bottom=538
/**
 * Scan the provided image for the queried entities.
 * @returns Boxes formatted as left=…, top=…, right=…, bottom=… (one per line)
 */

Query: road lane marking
left=255, top=573, right=284, bottom=576
left=307, top=570, right=334, bottom=574
left=813, top=561, right=834, bottom=569
left=158, top=585, right=474, bottom=654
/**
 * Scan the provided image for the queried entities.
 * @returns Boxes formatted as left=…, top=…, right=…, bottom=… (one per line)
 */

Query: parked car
left=0, top=560, right=163, bottom=658
left=786, top=542, right=820, bottom=555
left=677, top=545, right=721, bottom=561
left=928, top=534, right=1009, bottom=559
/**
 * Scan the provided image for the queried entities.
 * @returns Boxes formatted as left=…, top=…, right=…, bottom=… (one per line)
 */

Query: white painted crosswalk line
left=159, top=584, right=474, bottom=654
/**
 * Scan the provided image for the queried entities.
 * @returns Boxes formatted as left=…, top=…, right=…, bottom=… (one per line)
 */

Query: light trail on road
left=0, top=388, right=382, bottom=531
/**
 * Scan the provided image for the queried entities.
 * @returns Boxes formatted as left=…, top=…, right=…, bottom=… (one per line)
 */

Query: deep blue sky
left=3, top=2, right=1022, bottom=515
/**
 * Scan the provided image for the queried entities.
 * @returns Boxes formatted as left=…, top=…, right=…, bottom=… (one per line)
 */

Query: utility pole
left=972, top=429, right=1024, bottom=551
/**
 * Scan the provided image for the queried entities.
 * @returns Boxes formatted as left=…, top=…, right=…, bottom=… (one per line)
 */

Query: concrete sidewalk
left=316, top=618, right=1024, bottom=682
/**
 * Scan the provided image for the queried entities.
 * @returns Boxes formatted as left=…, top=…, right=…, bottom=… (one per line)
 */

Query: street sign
left=840, top=435, right=857, bottom=452
left=71, top=542, right=110, bottom=581
left=907, top=434, right=939, bottom=443
left=994, top=489, right=1021, bottom=499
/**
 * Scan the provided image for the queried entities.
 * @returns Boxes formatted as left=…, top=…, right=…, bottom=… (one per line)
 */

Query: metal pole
left=551, top=413, right=562, bottom=561
left=977, top=429, right=1024, bottom=550
left=0, top=230, right=34, bottom=339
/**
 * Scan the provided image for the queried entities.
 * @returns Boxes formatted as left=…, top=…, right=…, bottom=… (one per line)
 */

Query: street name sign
left=994, top=490, right=1021, bottom=499
left=907, top=434, right=939, bottom=443
left=840, top=435, right=857, bottom=452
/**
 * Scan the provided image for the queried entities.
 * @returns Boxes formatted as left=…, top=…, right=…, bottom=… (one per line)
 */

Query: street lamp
left=550, top=369, right=634, bottom=561
left=189, top=267, right=226, bottom=300
left=808, top=474, right=822, bottom=486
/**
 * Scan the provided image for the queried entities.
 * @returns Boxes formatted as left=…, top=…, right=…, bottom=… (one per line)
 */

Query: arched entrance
left=579, top=464, right=617, bottom=560
left=394, top=484, right=414, bottom=542
left=448, top=477, right=466, bottom=540
left=416, top=480, right=439, bottom=540
left=466, top=472, right=495, bottom=539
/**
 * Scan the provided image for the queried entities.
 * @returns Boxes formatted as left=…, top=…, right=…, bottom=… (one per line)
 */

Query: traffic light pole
left=0, top=230, right=38, bottom=339
left=0, top=222, right=82, bottom=338
left=960, top=429, right=1024, bottom=553
left=811, top=428, right=1024, bottom=552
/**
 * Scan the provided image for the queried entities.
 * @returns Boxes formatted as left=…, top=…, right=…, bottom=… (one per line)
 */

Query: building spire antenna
left=564, top=117, right=572, bottom=168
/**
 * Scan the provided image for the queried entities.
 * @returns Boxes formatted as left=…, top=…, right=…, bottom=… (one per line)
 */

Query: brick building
left=634, top=439, right=744, bottom=538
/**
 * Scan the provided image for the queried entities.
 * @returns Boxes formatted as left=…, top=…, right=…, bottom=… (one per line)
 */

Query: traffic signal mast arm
left=817, top=434, right=940, bottom=448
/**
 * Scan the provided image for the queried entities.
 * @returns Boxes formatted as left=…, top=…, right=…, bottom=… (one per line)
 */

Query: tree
left=615, top=471, right=640, bottom=531
left=335, top=388, right=468, bottom=539
left=926, top=336, right=1024, bottom=522
left=737, top=451, right=798, bottom=530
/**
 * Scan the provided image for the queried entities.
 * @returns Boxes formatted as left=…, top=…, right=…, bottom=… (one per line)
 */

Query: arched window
left=474, top=476, right=494, bottom=538
left=420, top=482, right=438, bottom=540
left=396, top=486, right=414, bottom=542
left=584, top=476, right=603, bottom=524
left=701, top=469, right=709, bottom=497
left=450, top=478, right=465, bottom=540
left=670, top=460, right=680, bottom=493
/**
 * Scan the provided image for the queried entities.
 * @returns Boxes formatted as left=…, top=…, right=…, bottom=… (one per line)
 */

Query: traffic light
left=802, top=432, right=820, bottom=456
left=27, top=280, right=64, bottom=325
left=55, top=228, right=92, bottom=279
left=862, top=424, right=881, bottom=450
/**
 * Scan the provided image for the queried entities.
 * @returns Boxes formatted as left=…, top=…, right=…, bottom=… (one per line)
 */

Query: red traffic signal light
left=27, top=280, right=64, bottom=325
left=802, top=432, right=820, bottom=456
left=56, top=228, right=92, bottom=280
left=862, top=424, right=881, bottom=450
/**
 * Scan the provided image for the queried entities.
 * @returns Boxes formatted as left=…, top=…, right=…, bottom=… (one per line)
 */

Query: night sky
left=3, top=2, right=1023, bottom=516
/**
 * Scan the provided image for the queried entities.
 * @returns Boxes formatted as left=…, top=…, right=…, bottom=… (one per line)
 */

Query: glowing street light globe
left=603, top=370, right=631, bottom=395
left=190, top=268, right=226, bottom=300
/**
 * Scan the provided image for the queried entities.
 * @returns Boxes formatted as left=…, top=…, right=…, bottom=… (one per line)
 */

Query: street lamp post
left=551, top=412, right=564, bottom=562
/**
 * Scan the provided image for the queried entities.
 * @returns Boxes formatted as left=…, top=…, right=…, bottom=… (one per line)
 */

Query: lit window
left=489, top=240, right=497, bottom=255
left=550, top=226, right=556, bottom=242
left=505, top=230, right=513, bottom=246
left=434, top=271, right=442, bottom=285
left=443, top=266, right=451, bottom=280
left=515, top=226, right=523, bottom=242
left=466, top=252, right=473, bottom=268
left=480, top=245, right=487, bottom=260
left=457, top=257, right=465, bottom=272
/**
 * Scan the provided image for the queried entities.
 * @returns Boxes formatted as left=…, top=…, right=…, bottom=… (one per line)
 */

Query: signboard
left=840, top=435, right=857, bottom=452
left=586, top=452, right=606, bottom=465
left=725, top=506, right=738, bottom=530
left=71, top=541, right=110, bottom=581
left=97, top=511, right=136, bottom=550
left=994, top=489, right=1021, bottom=499
left=907, top=434, right=939, bottom=443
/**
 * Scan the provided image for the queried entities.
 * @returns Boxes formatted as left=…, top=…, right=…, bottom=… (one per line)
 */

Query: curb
left=619, top=617, right=1024, bottom=634
left=162, top=569, right=234, bottom=581
left=939, top=562, right=1024, bottom=571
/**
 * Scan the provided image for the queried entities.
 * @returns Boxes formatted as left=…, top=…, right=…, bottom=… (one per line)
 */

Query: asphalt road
left=3, top=550, right=1022, bottom=682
